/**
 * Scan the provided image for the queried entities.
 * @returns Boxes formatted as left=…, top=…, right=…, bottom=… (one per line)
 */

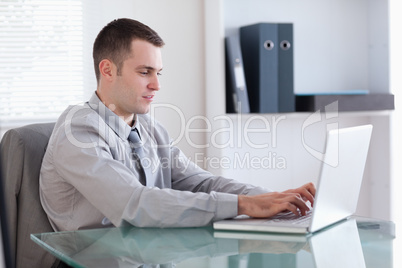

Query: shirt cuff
left=212, top=192, right=239, bottom=220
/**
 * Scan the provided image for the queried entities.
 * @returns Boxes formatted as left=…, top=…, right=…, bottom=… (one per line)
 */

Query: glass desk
left=31, top=217, right=395, bottom=268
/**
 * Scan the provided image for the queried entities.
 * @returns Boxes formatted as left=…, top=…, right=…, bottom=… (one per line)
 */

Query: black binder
left=278, top=23, right=295, bottom=112
left=225, top=34, right=250, bottom=113
left=240, top=23, right=294, bottom=113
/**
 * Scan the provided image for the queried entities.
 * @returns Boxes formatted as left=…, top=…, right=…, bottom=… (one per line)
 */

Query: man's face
left=110, top=39, right=163, bottom=117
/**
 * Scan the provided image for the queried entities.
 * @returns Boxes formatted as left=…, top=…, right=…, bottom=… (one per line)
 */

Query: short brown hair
left=93, top=18, right=165, bottom=83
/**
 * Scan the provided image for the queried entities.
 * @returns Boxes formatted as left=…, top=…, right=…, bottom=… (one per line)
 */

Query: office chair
left=1, top=160, right=14, bottom=268
left=0, top=123, right=59, bottom=268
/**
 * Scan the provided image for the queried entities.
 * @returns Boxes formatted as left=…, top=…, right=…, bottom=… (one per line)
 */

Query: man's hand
left=237, top=182, right=316, bottom=218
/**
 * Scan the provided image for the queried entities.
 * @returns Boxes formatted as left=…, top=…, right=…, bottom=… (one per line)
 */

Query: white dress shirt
left=40, top=92, right=268, bottom=231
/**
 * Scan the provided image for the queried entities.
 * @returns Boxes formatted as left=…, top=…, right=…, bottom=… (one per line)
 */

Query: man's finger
left=281, top=193, right=311, bottom=216
left=299, top=188, right=315, bottom=206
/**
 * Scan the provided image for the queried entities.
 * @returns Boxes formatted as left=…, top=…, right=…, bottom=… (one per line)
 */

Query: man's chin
left=134, top=107, right=150, bottom=115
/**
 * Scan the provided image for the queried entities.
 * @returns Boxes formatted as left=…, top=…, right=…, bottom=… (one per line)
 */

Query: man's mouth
left=143, top=95, right=154, bottom=100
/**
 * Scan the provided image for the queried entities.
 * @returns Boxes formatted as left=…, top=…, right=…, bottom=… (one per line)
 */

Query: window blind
left=0, top=0, right=91, bottom=122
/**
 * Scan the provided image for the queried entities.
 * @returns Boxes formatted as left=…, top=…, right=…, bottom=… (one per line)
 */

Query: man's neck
left=95, top=90, right=135, bottom=126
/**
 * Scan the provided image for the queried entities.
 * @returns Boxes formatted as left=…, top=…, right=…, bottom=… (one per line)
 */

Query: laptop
left=214, top=124, right=373, bottom=234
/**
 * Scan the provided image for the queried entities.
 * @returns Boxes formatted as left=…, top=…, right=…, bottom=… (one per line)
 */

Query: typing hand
left=238, top=182, right=316, bottom=218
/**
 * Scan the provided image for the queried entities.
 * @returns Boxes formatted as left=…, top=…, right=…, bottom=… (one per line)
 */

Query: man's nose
left=149, top=74, right=161, bottom=91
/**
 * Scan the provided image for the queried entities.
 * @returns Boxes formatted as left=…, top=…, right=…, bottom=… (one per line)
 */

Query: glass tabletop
left=31, top=217, right=395, bottom=268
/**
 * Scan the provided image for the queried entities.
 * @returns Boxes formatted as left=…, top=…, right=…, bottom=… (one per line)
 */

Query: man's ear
left=99, top=59, right=114, bottom=81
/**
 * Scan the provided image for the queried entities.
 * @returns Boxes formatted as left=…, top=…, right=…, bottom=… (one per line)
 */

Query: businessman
left=40, top=18, right=315, bottom=231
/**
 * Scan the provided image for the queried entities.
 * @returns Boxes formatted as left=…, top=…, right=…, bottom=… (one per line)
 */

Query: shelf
left=225, top=94, right=394, bottom=114
left=295, top=94, right=394, bottom=112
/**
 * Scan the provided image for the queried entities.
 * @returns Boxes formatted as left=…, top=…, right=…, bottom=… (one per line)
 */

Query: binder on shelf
left=277, top=23, right=295, bottom=112
left=240, top=23, right=294, bottom=113
left=225, top=34, right=250, bottom=113
left=240, top=23, right=278, bottom=113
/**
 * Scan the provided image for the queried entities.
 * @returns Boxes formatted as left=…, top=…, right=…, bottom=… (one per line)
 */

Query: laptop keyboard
left=266, top=210, right=313, bottom=226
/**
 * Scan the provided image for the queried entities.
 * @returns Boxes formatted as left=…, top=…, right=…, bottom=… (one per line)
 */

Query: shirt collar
left=88, top=92, right=135, bottom=140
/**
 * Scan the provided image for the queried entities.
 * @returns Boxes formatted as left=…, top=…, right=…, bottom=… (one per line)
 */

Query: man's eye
left=157, top=72, right=162, bottom=76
